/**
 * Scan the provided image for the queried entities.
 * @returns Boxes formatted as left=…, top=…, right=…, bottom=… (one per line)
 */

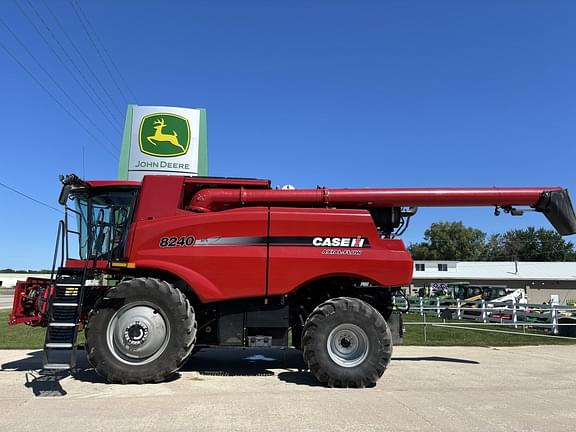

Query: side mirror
left=58, top=185, right=72, bottom=206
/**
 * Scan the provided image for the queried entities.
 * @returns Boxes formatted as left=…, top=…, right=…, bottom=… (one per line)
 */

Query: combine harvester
left=9, top=174, right=576, bottom=387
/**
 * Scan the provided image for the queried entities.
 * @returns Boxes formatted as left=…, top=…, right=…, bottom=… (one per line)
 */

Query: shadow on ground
left=1, top=351, right=72, bottom=396
left=393, top=356, right=479, bottom=365
left=182, top=347, right=306, bottom=375
left=0, top=349, right=106, bottom=394
left=184, top=347, right=324, bottom=386
left=1, top=348, right=479, bottom=395
left=1, top=350, right=45, bottom=371
left=0, top=348, right=317, bottom=389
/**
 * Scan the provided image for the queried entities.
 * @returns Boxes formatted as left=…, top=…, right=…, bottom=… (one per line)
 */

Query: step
left=45, top=343, right=74, bottom=349
left=51, top=298, right=79, bottom=304
left=52, top=303, right=79, bottom=307
left=46, top=326, right=76, bottom=342
left=55, top=283, right=82, bottom=287
left=43, top=363, right=71, bottom=370
left=49, top=322, right=76, bottom=327
left=54, top=286, right=80, bottom=298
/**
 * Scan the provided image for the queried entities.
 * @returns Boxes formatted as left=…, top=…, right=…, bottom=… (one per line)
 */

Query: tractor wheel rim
left=106, top=302, right=170, bottom=365
left=326, top=323, right=370, bottom=368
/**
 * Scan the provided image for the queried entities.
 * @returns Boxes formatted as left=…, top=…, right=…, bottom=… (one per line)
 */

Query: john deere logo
left=139, top=113, right=190, bottom=157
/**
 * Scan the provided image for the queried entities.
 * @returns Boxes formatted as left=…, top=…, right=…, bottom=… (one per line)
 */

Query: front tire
left=85, top=278, right=196, bottom=384
left=302, top=297, right=392, bottom=388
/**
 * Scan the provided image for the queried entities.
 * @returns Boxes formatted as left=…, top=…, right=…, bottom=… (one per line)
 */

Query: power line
left=0, top=15, right=119, bottom=159
left=14, top=1, right=123, bottom=138
left=23, top=0, right=124, bottom=130
left=40, top=0, right=126, bottom=117
left=0, top=27, right=118, bottom=161
left=70, top=0, right=137, bottom=104
left=0, top=181, right=62, bottom=214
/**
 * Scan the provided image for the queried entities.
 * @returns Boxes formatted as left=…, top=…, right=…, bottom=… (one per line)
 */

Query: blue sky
left=0, top=0, right=575, bottom=269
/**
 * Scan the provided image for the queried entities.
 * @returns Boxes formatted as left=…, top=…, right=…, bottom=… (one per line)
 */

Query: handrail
left=91, top=207, right=107, bottom=268
left=63, top=205, right=84, bottom=262
left=64, top=207, right=69, bottom=261
left=108, top=206, right=128, bottom=264
left=106, top=206, right=117, bottom=266
left=50, top=220, right=65, bottom=281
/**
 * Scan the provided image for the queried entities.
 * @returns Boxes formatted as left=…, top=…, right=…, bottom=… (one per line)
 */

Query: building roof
left=412, top=261, right=576, bottom=281
left=0, top=273, right=51, bottom=288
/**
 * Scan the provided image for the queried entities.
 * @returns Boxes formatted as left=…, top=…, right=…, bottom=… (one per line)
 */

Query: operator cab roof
left=84, top=175, right=271, bottom=189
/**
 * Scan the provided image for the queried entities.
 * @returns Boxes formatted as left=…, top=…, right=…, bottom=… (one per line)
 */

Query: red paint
left=267, top=208, right=413, bottom=296
left=86, top=180, right=140, bottom=187
left=122, top=176, right=560, bottom=302
left=9, top=175, right=572, bottom=328
left=189, top=187, right=562, bottom=211
left=130, top=208, right=269, bottom=302
left=133, top=176, right=186, bottom=221
left=9, top=278, right=52, bottom=326
left=121, top=178, right=568, bottom=302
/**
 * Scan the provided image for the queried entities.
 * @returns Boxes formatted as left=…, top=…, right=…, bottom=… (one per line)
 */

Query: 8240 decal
left=159, top=236, right=195, bottom=248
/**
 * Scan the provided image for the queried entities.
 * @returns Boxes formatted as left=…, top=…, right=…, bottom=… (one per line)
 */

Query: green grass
left=403, top=313, right=576, bottom=346
left=1, top=309, right=575, bottom=350
left=0, top=310, right=87, bottom=349
left=0, top=310, right=46, bottom=349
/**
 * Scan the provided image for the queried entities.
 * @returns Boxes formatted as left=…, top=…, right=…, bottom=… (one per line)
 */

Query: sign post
left=118, top=105, right=208, bottom=180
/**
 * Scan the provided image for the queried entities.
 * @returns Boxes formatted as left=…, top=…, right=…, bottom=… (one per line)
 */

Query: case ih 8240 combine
left=9, top=174, right=576, bottom=387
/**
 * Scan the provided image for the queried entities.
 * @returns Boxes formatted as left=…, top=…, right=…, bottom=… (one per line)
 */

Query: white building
left=411, top=261, right=576, bottom=304
left=0, top=273, right=51, bottom=288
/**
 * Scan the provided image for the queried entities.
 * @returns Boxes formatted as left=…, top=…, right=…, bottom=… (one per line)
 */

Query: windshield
left=68, top=188, right=138, bottom=260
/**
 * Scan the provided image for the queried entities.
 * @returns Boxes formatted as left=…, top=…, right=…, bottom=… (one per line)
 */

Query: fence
left=392, top=296, right=576, bottom=337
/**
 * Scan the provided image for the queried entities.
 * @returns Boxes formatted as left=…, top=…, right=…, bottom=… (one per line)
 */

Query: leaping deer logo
left=146, top=118, right=186, bottom=153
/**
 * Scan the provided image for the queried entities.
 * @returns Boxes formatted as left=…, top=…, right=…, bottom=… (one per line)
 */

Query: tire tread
left=85, top=277, right=196, bottom=384
left=302, top=297, right=392, bottom=388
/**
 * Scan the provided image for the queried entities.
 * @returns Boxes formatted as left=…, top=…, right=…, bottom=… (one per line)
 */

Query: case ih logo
left=312, top=237, right=368, bottom=248
left=139, top=113, right=191, bottom=158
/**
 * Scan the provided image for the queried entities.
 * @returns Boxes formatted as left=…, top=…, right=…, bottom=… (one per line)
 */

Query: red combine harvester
left=9, top=174, right=576, bottom=387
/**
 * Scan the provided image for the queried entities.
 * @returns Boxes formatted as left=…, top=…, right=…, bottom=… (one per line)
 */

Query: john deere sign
left=118, top=105, right=208, bottom=180
left=139, top=114, right=190, bottom=157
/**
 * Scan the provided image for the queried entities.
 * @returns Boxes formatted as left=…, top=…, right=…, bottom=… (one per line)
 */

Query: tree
left=485, top=227, right=576, bottom=261
left=408, top=222, right=487, bottom=261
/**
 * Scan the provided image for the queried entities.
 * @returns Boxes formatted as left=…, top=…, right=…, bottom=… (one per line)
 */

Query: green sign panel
left=139, top=113, right=191, bottom=158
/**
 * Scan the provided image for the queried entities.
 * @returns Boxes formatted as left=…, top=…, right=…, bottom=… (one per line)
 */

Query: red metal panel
left=9, top=278, right=52, bottom=326
left=267, top=208, right=413, bottom=296
left=129, top=208, right=269, bottom=302
left=86, top=180, right=141, bottom=187
left=183, top=177, right=271, bottom=188
left=134, top=176, right=186, bottom=221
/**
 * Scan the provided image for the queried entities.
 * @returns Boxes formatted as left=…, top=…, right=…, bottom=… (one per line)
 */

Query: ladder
left=42, top=272, right=86, bottom=370
left=42, top=206, right=114, bottom=371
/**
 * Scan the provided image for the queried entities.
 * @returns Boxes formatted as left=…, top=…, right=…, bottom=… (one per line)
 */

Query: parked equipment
left=9, top=174, right=576, bottom=387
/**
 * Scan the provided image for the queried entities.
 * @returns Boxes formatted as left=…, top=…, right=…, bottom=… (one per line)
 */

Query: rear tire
left=302, top=297, right=392, bottom=388
left=85, top=277, right=196, bottom=384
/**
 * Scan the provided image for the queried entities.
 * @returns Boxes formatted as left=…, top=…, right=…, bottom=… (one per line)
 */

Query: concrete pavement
left=1, top=345, right=575, bottom=432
